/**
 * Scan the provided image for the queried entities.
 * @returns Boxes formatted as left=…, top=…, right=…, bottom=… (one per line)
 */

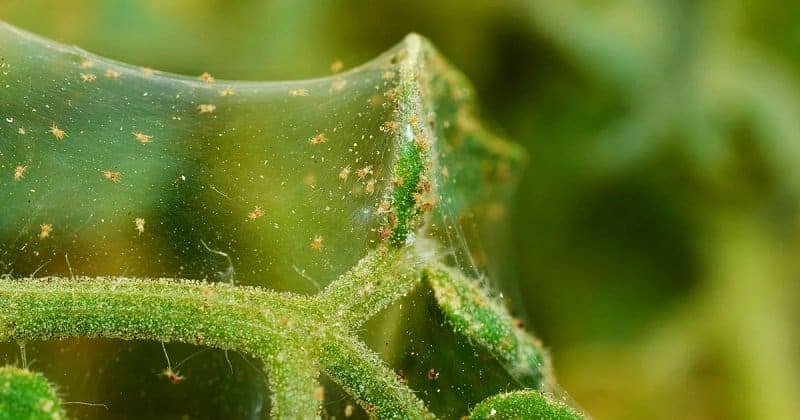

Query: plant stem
left=0, top=276, right=318, bottom=418
left=319, top=337, right=433, bottom=419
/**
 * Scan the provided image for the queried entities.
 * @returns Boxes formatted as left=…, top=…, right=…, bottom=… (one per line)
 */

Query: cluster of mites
left=73, top=58, right=350, bottom=111
left=12, top=59, right=435, bottom=249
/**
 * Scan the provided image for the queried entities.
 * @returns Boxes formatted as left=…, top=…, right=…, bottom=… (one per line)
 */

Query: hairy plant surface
left=0, top=366, right=64, bottom=419
left=0, top=22, right=577, bottom=419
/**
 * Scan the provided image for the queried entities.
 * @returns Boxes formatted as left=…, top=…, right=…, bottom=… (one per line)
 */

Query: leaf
left=469, top=390, right=581, bottom=420
left=0, top=366, right=65, bottom=420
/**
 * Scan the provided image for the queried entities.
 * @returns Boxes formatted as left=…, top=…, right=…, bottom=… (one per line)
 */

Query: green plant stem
left=319, top=337, right=432, bottom=419
left=0, top=246, right=560, bottom=419
left=317, top=247, right=423, bottom=328
left=0, top=276, right=318, bottom=418
left=425, top=264, right=552, bottom=390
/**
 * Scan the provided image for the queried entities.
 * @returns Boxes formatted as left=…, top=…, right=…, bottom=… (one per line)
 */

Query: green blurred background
left=2, top=1, right=799, bottom=418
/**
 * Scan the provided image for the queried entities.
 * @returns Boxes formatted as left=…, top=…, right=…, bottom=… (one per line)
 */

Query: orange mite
left=381, top=121, right=399, bottom=133
left=330, top=79, right=347, bottom=92
left=309, top=133, right=327, bottom=145
left=132, top=132, right=152, bottom=144
left=356, top=165, right=373, bottom=179
left=379, top=226, right=392, bottom=241
left=105, top=68, right=121, bottom=79
left=102, top=170, right=121, bottom=182
left=330, top=59, right=344, bottom=73
left=198, top=104, right=216, bottom=113
left=364, top=179, right=376, bottom=194
left=248, top=206, right=264, bottom=220
left=49, top=124, right=66, bottom=140
left=162, top=367, right=184, bottom=385
left=199, top=72, right=215, bottom=83
left=134, top=218, right=145, bottom=235
left=38, top=224, right=53, bottom=240
left=13, top=165, right=27, bottom=181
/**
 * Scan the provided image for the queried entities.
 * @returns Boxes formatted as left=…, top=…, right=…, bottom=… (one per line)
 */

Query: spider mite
left=427, top=368, right=439, bottom=380
left=247, top=206, right=264, bottom=221
left=132, top=132, right=152, bottom=144
left=199, top=72, right=215, bottom=83
left=13, top=165, right=27, bottom=181
left=412, top=192, right=436, bottom=213
left=379, top=226, right=392, bottom=241
left=289, top=88, right=309, bottom=97
left=417, top=176, right=432, bottom=193
left=162, top=367, right=184, bottom=385
left=339, top=166, right=351, bottom=181
left=356, top=165, right=373, bottom=179
left=330, top=79, right=347, bottom=93
left=104, top=68, right=121, bottom=79
left=304, top=173, right=317, bottom=187
left=134, top=218, right=145, bottom=235
left=368, top=94, right=383, bottom=107
left=419, top=199, right=436, bottom=213
left=364, top=179, right=376, bottom=194
left=310, top=236, right=324, bottom=250
left=381, top=121, right=399, bottom=134
left=330, top=59, right=344, bottom=73
left=39, top=223, right=53, bottom=240
left=198, top=104, right=216, bottom=114
left=102, top=170, right=121, bottom=182
left=219, top=87, right=235, bottom=97
left=49, top=124, right=66, bottom=140
left=309, top=133, right=326, bottom=145
left=160, top=342, right=185, bottom=385
left=80, top=73, right=96, bottom=82
left=414, top=134, right=430, bottom=151
left=383, top=88, right=398, bottom=103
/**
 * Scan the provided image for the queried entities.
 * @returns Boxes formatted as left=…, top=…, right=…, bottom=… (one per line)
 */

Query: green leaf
left=0, top=366, right=65, bottom=420
left=469, top=390, right=581, bottom=420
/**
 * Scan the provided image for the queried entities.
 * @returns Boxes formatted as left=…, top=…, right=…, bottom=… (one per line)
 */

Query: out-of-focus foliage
left=2, top=1, right=799, bottom=418
left=0, top=366, right=64, bottom=420
left=469, top=390, right=580, bottom=420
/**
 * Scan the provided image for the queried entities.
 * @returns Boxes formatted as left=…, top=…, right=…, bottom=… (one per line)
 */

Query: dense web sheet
left=0, top=22, right=405, bottom=294
left=0, top=22, right=572, bottom=418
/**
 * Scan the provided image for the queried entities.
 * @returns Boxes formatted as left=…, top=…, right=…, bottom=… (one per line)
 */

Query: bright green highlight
left=0, top=366, right=65, bottom=420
